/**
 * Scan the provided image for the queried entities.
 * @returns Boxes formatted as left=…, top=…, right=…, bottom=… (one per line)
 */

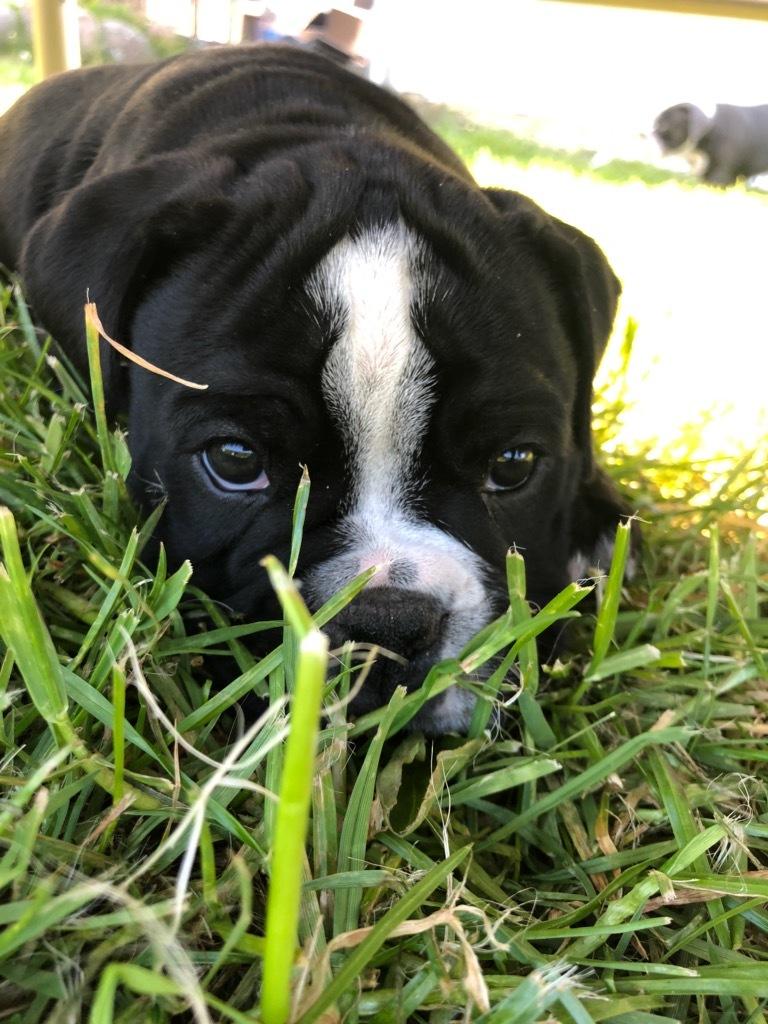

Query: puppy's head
left=21, top=148, right=628, bottom=732
left=653, top=102, right=710, bottom=153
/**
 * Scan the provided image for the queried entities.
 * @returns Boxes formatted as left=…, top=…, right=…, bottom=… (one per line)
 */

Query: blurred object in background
left=146, top=0, right=375, bottom=67
left=30, top=0, right=80, bottom=76
left=653, top=100, right=768, bottom=187
left=1, top=1, right=188, bottom=68
left=77, top=9, right=154, bottom=62
left=240, top=1, right=375, bottom=72
left=304, top=2, right=374, bottom=70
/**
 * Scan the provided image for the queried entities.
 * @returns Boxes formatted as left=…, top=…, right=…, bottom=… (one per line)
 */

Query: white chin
left=407, top=685, right=478, bottom=735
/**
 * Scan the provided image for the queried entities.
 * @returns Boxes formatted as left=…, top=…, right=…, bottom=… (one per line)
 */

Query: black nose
left=324, top=588, right=447, bottom=712
left=329, top=587, right=445, bottom=657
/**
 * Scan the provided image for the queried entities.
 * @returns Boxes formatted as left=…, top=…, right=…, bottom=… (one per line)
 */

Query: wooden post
left=31, top=0, right=81, bottom=80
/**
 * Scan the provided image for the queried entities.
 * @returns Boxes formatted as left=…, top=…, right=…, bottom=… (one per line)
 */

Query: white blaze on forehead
left=306, top=223, right=492, bottom=733
left=313, top=222, right=433, bottom=512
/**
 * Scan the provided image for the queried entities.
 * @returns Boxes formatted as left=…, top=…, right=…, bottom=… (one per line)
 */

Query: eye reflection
left=484, top=447, right=537, bottom=492
left=201, top=440, right=270, bottom=492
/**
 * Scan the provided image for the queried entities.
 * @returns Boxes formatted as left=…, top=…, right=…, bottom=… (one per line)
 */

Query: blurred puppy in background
left=654, top=101, right=768, bottom=186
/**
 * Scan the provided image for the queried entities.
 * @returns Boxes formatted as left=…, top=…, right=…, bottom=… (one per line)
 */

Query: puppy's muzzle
left=325, top=587, right=447, bottom=714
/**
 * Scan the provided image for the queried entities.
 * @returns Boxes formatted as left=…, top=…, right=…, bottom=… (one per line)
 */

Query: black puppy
left=654, top=101, right=768, bottom=186
left=0, top=45, right=629, bottom=732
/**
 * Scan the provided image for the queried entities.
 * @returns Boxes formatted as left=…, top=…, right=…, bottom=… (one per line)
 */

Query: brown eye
left=485, top=447, right=537, bottom=492
left=201, top=440, right=270, bottom=492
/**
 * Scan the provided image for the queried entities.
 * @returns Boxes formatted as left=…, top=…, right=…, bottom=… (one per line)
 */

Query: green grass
left=0, top=53, right=35, bottom=117
left=414, top=100, right=697, bottom=191
left=0, top=255, right=767, bottom=1024
left=0, top=56, right=35, bottom=86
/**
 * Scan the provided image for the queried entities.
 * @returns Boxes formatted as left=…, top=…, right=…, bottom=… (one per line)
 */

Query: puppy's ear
left=483, top=188, right=620, bottom=463
left=20, top=153, right=236, bottom=412
left=483, top=190, right=632, bottom=570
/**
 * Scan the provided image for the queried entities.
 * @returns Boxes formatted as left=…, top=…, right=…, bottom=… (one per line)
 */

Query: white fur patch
left=685, top=149, right=710, bottom=177
left=304, top=223, right=491, bottom=732
left=315, top=224, right=433, bottom=516
left=568, top=534, right=636, bottom=583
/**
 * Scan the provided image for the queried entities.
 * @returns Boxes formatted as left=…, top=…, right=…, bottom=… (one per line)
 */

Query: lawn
left=0, top=108, right=766, bottom=1024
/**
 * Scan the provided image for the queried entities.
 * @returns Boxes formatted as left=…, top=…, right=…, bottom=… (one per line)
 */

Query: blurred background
left=1, top=0, right=766, bottom=478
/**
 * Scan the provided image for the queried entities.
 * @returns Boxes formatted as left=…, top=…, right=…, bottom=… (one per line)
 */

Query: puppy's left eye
left=201, top=440, right=270, bottom=492
left=485, top=447, right=538, bottom=492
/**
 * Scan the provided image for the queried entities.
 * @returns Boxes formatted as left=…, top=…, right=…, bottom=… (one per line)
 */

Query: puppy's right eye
left=201, top=440, right=270, bottom=492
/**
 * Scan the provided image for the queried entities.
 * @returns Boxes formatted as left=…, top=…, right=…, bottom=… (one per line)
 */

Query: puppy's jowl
left=0, top=45, right=630, bottom=732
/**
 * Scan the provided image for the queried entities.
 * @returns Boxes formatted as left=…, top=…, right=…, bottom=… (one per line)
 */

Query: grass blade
left=260, top=569, right=329, bottom=1024
left=296, top=844, right=471, bottom=1024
